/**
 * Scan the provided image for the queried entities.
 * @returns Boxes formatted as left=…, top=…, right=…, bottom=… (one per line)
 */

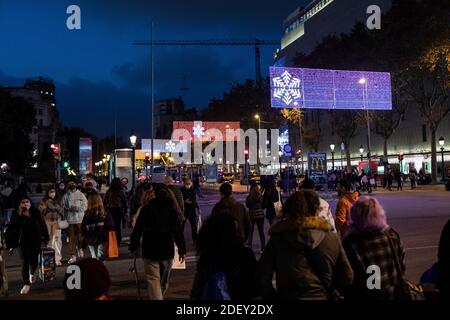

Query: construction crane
left=133, top=39, right=280, bottom=86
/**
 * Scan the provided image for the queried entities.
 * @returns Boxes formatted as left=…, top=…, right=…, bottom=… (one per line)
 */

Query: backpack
left=201, top=266, right=231, bottom=300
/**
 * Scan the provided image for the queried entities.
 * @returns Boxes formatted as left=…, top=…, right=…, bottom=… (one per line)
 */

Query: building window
left=422, top=125, right=427, bottom=142
left=38, top=109, right=43, bottom=115
left=160, top=105, right=167, bottom=114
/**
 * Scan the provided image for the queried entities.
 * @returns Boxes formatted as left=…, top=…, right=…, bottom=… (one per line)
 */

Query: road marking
left=405, top=245, right=438, bottom=251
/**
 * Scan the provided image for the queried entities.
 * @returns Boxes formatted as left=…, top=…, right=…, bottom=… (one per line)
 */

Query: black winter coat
left=129, top=196, right=186, bottom=261
left=6, top=210, right=49, bottom=250
left=181, top=187, right=198, bottom=218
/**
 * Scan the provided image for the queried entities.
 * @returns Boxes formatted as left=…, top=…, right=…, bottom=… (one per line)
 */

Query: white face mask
left=185, top=184, right=191, bottom=189
left=49, top=192, right=56, bottom=199
left=59, top=185, right=65, bottom=190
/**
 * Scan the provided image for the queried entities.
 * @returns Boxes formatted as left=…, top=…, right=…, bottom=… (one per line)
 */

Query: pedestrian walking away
left=104, top=177, right=128, bottom=247
left=211, top=183, right=251, bottom=245
left=129, top=183, right=186, bottom=300
left=342, top=197, right=408, bottom=300
left=257, top=190, right=353, bottom=300
left=245, top=184, right=266, bottom=253
left=181, top=178, right=199, bottom=243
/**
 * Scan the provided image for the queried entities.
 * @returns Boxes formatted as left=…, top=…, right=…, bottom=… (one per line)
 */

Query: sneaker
left=78, top=249, right=84, bottom=258
left=29, top=274, right=35, bottom=284
left=68, top=255, right=77, bottom=264
left=20, top=285, right=30, bottom=295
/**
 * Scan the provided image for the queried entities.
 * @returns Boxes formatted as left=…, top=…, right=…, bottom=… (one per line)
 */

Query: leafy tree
left=0, top=91, right=36, bottom=174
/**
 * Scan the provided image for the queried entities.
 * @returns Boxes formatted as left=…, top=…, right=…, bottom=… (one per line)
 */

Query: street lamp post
left=439, top=136, right=445, bottom=181
left=130, top=131, right=137, bottom=191
left=359, top=78, right=372, bottom=174
left=360, top=145, right=364, bottom=163
left=330, top=144, right=335, bottom=171
left=254, top=114, right=261, bottom=174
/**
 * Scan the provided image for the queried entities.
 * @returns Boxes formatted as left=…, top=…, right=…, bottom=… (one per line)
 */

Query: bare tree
left=401, top=46, right=450, bottom=182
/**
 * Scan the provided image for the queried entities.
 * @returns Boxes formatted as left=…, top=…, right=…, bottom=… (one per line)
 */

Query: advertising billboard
left=79, top=137, right=92, bottom=175
left=270, top=67, right=392, bottom=110
left=308, top=152, right=328, bottom=187
left=172, top=121, right=241, bottom=141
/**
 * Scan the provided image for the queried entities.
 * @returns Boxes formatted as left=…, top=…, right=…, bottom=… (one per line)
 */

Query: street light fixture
left=439, top=136, right=445, bottom=181
left=254, top=114, right=261, bottom=174
left=130, top=131, right=137, bottom=190
left=359, top=77, right=371, bottom=174
left=359, top=145, right=364, bottom=162
left=330, top=144, right=335, bottom=170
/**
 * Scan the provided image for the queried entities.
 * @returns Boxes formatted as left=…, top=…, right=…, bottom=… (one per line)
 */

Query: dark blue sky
left=0, top=0, right=306, bottom=138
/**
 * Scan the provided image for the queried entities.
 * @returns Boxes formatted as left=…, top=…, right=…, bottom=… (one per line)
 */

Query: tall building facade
left=276, top=0, right=449, bottom=176
left=276, top=0, right=392, bottom=66
left=4, top=77, right=62, bottom=166
left=155, top=97, right=198, bottom=139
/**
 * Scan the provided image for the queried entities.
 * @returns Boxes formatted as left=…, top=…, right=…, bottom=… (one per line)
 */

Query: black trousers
left=110, top=207, right=124, bottom=246
left=182, top=214, right=198, bottom=243
left=249, top=218, right=265, bottom=250
left=19, top=246, right=40, bottom=285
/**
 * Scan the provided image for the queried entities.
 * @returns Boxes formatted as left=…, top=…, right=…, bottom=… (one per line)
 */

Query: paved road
left=1, top=187, right=449, bottom=300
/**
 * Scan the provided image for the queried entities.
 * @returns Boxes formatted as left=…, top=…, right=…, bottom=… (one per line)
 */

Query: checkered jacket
left=342, top=228, right=405, bottom=300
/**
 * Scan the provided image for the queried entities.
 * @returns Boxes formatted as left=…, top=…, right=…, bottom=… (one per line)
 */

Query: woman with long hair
left=131, top=186, right=155, bottom=228
left=82, top=191, right=114, bottom=260
left=245, top=183, right=265, bottom=253
left=342, top=197, right=406, bottom=300
left=262, top=179, right=279, bottom=226
left=104, top=177, right=127, bottom=246
left=39, top=186, right=64, bottom=266
left=258, top=190, right=353, bottom=300
left=5, top=196, right=49, bottom=294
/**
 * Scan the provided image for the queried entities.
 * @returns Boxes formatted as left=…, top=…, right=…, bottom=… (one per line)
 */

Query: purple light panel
left=270, top=67, right=392, bottom=110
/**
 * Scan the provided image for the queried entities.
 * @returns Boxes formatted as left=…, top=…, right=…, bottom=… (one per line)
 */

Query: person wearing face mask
left=180, top=178, right=199, bottom=243
left=63, top=179, right=88, bottom=264
left=57, top=182, right=66, bottom=199
left=5, top=196, right=49, bottom=295
left=39, top=186, right=64, bottom=266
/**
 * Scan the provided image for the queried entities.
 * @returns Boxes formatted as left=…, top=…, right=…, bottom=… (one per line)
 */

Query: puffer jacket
left=63, top=190, right=88, bottom=224
left=335, top=192, right=359, bottom=237
left=246, top=194, right=265, bottom=220
left=257, top=216, right=354, bottom=300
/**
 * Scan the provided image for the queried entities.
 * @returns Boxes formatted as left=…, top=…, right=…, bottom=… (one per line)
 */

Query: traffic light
left=50, top=144, right=61, bottom=161
left=63, top=161, right=69, bottom=168
left=295, top=148, right=302, bottom=157
left=244, top=149, right=249, bottom=160
left=145, top=152, right=150, bottom=161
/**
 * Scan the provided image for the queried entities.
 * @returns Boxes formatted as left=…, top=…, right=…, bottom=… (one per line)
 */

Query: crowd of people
left=1, top=173, right=449, bottom=301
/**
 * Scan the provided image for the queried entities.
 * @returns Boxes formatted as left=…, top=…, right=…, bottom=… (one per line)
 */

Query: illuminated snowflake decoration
left=272, top=71, right=302, bottom=105
left=193, top=124, right=205, bottom=138
left=165, top=140, right=176, bottom=152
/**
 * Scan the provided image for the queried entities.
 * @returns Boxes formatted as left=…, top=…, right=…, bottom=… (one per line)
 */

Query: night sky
left=0, top=0, right=307, bottom=138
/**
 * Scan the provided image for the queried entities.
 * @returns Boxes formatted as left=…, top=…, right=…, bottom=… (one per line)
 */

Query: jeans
left=68, top=223, right=83, bottom=257
left=110, top=208, right=124, bottom=246
left=143, top=259, right=173, bottom=300
left=45, top=220, right=62, bottom=264
left=88, top=244, right=104, bottom=260
left=182, top=214, right=198, bottom=242
left=248, top=218, right=265, bottom=251
left=19, top=247, right=39, bottom=285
